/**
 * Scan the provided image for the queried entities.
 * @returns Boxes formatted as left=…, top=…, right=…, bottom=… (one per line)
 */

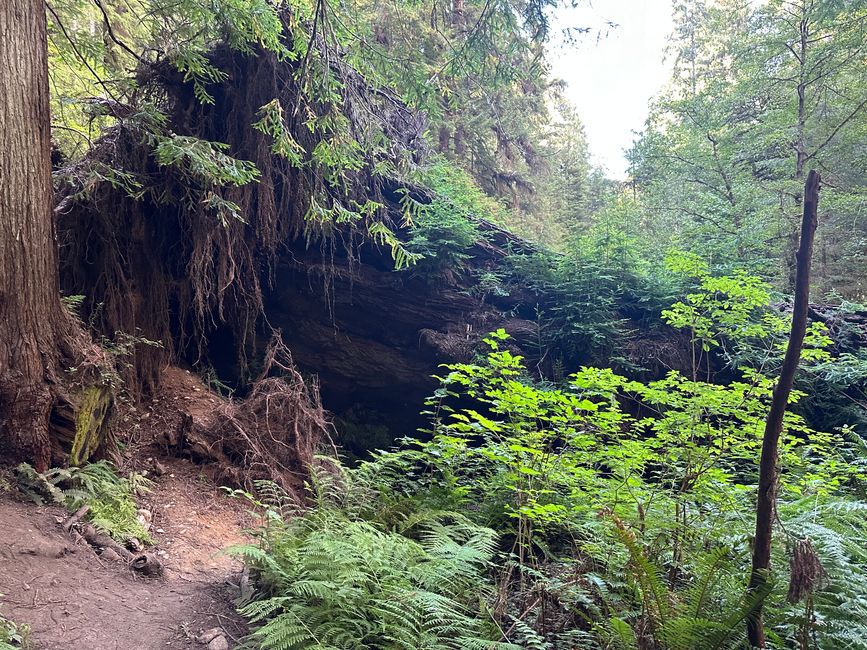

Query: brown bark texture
left=747, top=169, right=820, bottom=647
left=0, top=0, right=61, bottom=470
left=452, top=0, right=464, bottom=27
left=0, top=0, right=86, bottom=469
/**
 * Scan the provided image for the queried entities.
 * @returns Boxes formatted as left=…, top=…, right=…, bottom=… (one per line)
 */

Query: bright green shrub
left=349, top=326, right=866, bottom=649
left=233, top=269, right=867, bottom=649
left=400, top=161, right=486, bottom=271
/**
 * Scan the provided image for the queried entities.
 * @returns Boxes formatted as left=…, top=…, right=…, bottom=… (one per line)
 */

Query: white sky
left=549, top=0, right=675, bottom=178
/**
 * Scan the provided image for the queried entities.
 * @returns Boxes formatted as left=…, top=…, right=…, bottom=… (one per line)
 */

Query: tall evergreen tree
left=0, top=0, right=79, bottom=468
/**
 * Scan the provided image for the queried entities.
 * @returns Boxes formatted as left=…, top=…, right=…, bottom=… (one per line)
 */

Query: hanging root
left=57, top=34, right=427, bottom=399
left=172, top=333, right=333, bottom=500
left=787, top=538, right=827, bottom=603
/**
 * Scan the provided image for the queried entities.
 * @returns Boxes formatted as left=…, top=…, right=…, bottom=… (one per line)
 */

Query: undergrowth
left=17, top=461, right=152, bottom=543
left=229, top=477, right=517, bottom=650
left=0, top=610, right=29, bottom=650
left=402, top=160, right=486, bottom=273
left=232, top=267, right=867, bottom=649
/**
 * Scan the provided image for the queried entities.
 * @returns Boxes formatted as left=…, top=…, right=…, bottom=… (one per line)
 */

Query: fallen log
left=80, top=523, right=134, bottom=561
left=78, top=522, right=162, bottom=576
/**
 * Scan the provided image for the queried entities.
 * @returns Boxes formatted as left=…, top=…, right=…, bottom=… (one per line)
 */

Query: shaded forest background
left=42, top=0, right=867, bottom=449
left=1, top=0, right=867, bottom=648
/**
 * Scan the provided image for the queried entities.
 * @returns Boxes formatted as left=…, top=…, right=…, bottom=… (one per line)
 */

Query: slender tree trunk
left=447, top=0, right=465, bottom=158
left=747, top=170, right=820, bottom=648
left=787, top=5, right=809, bottom=290
left=794, top=7, right=808, bottom=182
left=438, top=125, right=451, bottom=154
left=454, top=126, right=466, bottom=157
left=452, top=0, right=464, bottom=26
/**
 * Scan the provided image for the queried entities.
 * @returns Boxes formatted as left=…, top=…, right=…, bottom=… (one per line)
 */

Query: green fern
left=231, top=477, right=518, bottom=650
left=769, top=496, right=867, bottom=649
left=44, top=461, right=152, bottom=543
left=0, top=610, right=29, bottom=650
left=607, top=521, right=772, bottom=650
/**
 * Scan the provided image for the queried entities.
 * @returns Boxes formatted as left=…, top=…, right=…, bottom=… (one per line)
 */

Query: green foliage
left=382, top=329, right=847, bottom=541
left=335, top=0, right=594, bottom=238
left=307, top=321, right=866, bottom=648
left=662, top=252, right=834, bottom=382
left=48, top=0, right=416, bottom=256
left=252, top=100, right=305, bottom=167
left=368, top=221, right=423, bottom=271
left=402, top=197, right=478, bottom=270
left=44, top=461, right=153, bottom=543
left=628, top=0, right=867, bottom=296
left=230, top=480, right=518, bottom=649
left=399, top=160, right=488, bottom=271
left=0, top=611, right=29, bottom=650
left=48, top=0, right=289, bottom=109
left=41, top=1, right=867, bottom=647
left=152, top=135, right=260, bottom=226
left=413, top=160, right=508, bottom=227
left=13, top=463, right=66, bottom=507
left=61, top=294, right=86, bottom=316
left=772, top=496, right=867, bottom=648
left=662, top=252, right=773, bottom=351
left=153, top=136, right=260, bottom=189
left=504, top=230, right=675, bottom=369
left=603, top=522, right=772, bottom=650
left=230, top=306, right=867, bottom=647
left=167, top=0, right=290, bottom=103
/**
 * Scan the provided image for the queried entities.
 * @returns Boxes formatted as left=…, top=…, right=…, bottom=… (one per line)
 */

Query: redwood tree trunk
left=0, top=0, right=70, bottom=470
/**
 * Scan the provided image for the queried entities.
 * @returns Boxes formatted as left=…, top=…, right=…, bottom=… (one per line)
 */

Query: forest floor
left=0, top=369, right=256, bottom=650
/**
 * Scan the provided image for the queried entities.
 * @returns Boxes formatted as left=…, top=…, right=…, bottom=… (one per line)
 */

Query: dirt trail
left=0, top=459, right=253, bottom=650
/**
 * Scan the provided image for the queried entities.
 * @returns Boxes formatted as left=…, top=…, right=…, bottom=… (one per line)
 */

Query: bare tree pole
left=747, top=169, right=821, bottom=647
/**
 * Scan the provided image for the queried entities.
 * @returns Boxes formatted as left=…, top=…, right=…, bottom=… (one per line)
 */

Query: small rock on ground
left=197, top=627, right=224, bottom=644
left=208, top=636, right=229, bottom=650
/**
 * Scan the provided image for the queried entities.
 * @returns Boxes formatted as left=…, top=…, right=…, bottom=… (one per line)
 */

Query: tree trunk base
left=50, top=380, right=116, bottom=466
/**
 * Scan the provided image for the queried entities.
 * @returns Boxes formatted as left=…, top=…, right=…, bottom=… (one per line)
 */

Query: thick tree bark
left=747, top=169, right=820, bottom=647
left=0, top=0, right=91, bottom=469
left=0, top=0, right=60, bottom=469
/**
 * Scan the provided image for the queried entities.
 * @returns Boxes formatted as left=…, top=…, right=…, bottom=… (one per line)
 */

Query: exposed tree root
left=73, top=522, right=163, bottom=576
left=63, top=504, right=90, bottom=532
left=57, top=31, right=426, bottom=398
left=167, top=335, right=331, bottom=498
